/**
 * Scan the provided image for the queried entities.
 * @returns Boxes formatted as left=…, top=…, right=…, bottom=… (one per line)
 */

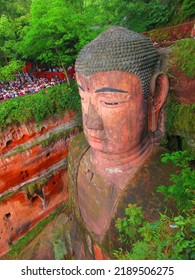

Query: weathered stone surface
left=0, top=209, right=109, bottom=260
left=69, top=27, right=174, bottom=252
left=0, top=169, right=68, bottom=256
left=0, top=111, right=81, bottom=257
left=0, top=111, right=75, bottom=154
left=93, top=244, right=104, bottom=260
left=69, top=133, right=176, bottom=245
left=169, top=67, right=195, bottom=104
left=1, top=28, right=194, bottom=261
left=159, top=47, right=195, bottom=104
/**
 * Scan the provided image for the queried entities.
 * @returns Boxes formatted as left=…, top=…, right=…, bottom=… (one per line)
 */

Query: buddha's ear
left=148, top=72, right=169, bottom=132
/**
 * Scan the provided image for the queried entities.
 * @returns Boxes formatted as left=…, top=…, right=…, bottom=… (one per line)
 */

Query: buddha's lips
left=88, top=135, right=105, bottom=142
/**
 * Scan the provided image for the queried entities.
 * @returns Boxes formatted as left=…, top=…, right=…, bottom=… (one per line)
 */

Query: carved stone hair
left=75, top=26, right=161, bottom=99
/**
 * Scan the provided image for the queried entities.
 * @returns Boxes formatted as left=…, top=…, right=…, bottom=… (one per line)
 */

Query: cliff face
left=0, top=44, right=194, bottom=259
left=0, top=111, right=81, bottom=256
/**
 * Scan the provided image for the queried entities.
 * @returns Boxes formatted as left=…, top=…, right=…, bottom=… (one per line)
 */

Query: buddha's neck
left=90, top=137, right=152, bottom=178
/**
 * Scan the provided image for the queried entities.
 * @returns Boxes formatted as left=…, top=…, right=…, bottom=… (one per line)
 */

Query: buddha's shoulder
left=125, top=145, right=176, bottom=195
left=143, top=145, right=172, bottom=172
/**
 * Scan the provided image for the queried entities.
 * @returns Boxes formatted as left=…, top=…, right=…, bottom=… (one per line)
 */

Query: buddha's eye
left=105, top=102, right=118, bottom=105
left=101, top=101, right=124, bottom=106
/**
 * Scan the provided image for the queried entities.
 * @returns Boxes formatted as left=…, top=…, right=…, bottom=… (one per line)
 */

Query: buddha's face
left=76, top=71, right=148, bottom=154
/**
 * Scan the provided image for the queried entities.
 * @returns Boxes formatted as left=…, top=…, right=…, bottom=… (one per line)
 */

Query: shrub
left=0, top=81, right=81, bottom=131
left=171, top=38, right=195, bottom=78
left=115, top=208, right=194, bottom=260
left=157, top=150, right=195, bottom=213
left=114, top=150, right=195, bottom=260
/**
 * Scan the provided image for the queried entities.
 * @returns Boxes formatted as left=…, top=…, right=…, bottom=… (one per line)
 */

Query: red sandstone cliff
left=0, top=46, right=194, bottom=259
left=0, top=111, right=81, bottom=256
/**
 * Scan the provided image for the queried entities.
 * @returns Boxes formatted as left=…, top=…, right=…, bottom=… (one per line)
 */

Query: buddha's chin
left=87, top=135, right=105, bottom=150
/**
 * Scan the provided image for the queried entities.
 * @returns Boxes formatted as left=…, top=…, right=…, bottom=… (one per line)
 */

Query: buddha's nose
left=86, top=103, right=104, bottom=130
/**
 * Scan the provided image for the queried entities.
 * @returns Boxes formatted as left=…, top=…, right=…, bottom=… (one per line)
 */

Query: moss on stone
left=4, top=203, right=67, bottom=259
left=0, top=191, right=15, bottom=204
left=2, top=125, right=82, bottom=159
left=25, top=178, right=48, bottom=199
left=166, top=98, right=195, bottom=134
left=41, top=125, right=82, bottom=148
left=165, top=97, right=195, bottom=154
left=171, top=39, right=195, bottom=78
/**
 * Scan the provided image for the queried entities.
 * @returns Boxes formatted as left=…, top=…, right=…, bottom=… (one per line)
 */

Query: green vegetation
left=0, top=0, right=194, bottom=261
left=85, top=0, right=194, bottom=32
left=165, top=98, right=195, bottom=135
left=172, top=39, right=195, bottom=78
left=0, top=178, right=48, bottom=203
left=115, top=206, right=194, bottom=260
left=53, top=223, right=72, bottom=260
left=0, top=0, right=31, bottom=80
left=19, top=0, right=102, bottom=82
left=0, top=191, right=15, bottom=204
left=164, top=97, right=195, bottom=154
left=26, top=178, right=48, bottom=199
left=0, top=60, right=25, bottom=81
left=5, top=203, right=66, bottom=259
left=114, top=150, right=195, bottom=260
left=39, top=126, right=82, bottom=148
left=3, top=125, right=82, bottom=159
left=0, top=81, right=81, bottom=131
left=0, top=0, right=194, bottom=81
left=157, top=151, right=195, bottom=213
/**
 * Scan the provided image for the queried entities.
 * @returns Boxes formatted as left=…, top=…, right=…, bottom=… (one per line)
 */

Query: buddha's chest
left=77, top=152, right=120, bottom=239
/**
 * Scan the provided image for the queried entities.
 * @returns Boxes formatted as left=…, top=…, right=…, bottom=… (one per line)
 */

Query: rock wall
left=159, top=47, right=195, bottom=105
left=0, top=111, right=81, bottom=256
left=0, top=45, right=194, bottom=259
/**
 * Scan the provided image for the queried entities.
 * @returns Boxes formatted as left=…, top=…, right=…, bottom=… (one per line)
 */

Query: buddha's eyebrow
left=95, top=87, right=128, bottom=93
left=78, top=84, right=85, bottom=91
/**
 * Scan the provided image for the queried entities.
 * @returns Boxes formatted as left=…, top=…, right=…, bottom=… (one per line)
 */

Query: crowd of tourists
left=0, top=72, right=67, bottom=102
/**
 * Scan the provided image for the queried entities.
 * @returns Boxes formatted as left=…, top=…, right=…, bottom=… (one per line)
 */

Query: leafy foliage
left=0, top=0, right=194, bottom=82
left=19, top=0, right=102, bottom=72
left=171, top=38, right=195, bottom=78
left=116, top=204, right=144, bottom=244
left=114, top=150, right=195, bottom=260
left=84, top=0, right=195, bottom=32
left=165, top=98, right=195, bottom=139
left=0, top=14, right=16, bottom=65
left=164, top=97, right=195, bottom=154
left=115, top=207, right=194, bottom=260
left=0, top=59, right=25, bottom=81
left=157, top=151, right=195, bottom=213
left=147, top=0, right=173, bottom=29
left=0, top=81, right=81, bottom=131
left=181, top=0, right=195, bottom=20
left=0, top=1, right=31, bottom=80
left=0, top=0, right=31, bottom=19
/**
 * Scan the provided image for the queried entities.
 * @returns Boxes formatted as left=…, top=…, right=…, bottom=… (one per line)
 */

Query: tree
left=0, top=0, right=31, bottom=81
left=83, top=0, right=195, bottom=31
left=19, top=0, right=102, bottom=83
left=0, top=59, right=25, bottom=81
left=0, top=14, right=16, bottom=65
left=181, top=0, right=195, bottom=21
left=0, top=14, right=26, bottom=81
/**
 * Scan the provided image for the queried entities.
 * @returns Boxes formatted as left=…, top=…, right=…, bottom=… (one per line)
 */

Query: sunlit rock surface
left=0, top=111, right=81, bottom=256
left=0, top=45, right=194, bottom=259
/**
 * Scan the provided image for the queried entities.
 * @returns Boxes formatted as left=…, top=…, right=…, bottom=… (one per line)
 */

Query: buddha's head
left=75, top=27, right=168, bottom=154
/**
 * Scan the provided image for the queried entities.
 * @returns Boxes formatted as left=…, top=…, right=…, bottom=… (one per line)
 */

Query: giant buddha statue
left=68, top=26, right=172, bottom=243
